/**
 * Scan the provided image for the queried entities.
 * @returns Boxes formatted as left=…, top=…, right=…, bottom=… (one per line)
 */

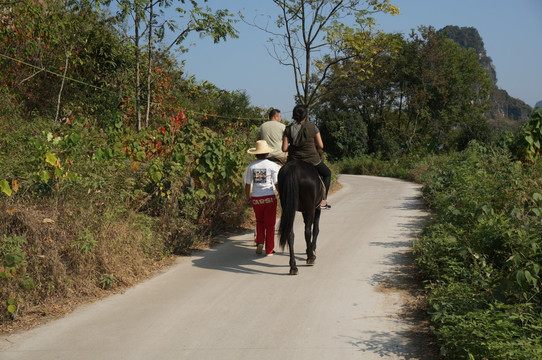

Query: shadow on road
left=365, top=250, right=440, bottom=359
left=191, top=230, right=310, bottom=276
left=367, top=195, right=439, bottom=359
left=342, top=328, right=437, bottom=360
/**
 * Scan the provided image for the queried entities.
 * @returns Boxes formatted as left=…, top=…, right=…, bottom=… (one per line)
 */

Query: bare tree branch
left=55, top=50, right=70, bottom=122
left=18, top=69, right=44, bottom=85
left=245, top=0, right=398, bottom=107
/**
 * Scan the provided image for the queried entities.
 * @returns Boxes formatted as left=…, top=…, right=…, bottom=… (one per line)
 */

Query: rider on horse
left=258, top=108, right=287, bottom=166
left=282, top=104, right=331, bottom=209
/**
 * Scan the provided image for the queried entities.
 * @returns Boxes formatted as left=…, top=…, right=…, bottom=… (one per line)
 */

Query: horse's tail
left=278, top=165, right=298, bottom=250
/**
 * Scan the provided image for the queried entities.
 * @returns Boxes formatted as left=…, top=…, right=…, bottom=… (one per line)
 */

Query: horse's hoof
left=289, top=268, right=298, bottom=275
left=307, top=257, right=316, bottom=265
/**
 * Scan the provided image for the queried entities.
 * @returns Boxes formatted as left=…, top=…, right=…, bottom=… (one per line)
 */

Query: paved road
left=0, top=175, right=431, bottom=360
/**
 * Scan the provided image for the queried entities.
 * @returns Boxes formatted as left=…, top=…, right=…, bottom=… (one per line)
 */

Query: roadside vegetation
left=335, top=108, right=542, bottom=359
left=0, top=0, right=260, bottom=330
left=1, top=0, right=541, bottom=358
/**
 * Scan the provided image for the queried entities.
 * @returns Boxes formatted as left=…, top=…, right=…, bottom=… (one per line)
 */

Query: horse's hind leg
left=303, top=212, right=316, bottom=265
left=288, top=231, right=298, bottom=275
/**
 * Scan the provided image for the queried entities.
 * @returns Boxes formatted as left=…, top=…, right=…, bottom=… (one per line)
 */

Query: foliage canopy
left=313, top=27, right=493, bottom=159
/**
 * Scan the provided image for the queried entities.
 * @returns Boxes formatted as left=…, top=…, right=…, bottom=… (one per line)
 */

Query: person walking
left=244, top=140, right=280, bottom=255
left=257, top=108, right=287, bottom=164
left=282, top=104, right=332, bottom=209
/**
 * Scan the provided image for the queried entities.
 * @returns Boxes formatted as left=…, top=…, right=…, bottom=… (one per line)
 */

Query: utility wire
left=0, top=53, right=268, bottom=122
left=1, top=53, right=126, bottom=98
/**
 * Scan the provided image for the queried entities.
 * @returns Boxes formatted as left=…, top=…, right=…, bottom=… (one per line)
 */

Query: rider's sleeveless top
left=284, top=122, right=321, bottom=165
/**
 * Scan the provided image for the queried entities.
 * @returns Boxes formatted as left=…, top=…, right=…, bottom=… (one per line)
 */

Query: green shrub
left=334, top=152, right=435, bottom=182
left=372, top=127, right=400, bottom=160
left=512, top=108, right=542, bottom=162
left=0, top=234, right=31, bottom=318
left=416, top=141, right=542, bottom=358
left=435, top=303, right=542, bottom=360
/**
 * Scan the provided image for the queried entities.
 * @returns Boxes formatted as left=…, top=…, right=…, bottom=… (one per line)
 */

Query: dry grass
left=0, top=201, right=175, bottom=334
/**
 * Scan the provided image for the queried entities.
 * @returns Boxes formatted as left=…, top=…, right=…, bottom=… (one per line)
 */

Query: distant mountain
left=536, top=100, right=542, bottom=109
left=437, top=25, right=532, bottom=130
left=437, top=26, right=497, bottom=84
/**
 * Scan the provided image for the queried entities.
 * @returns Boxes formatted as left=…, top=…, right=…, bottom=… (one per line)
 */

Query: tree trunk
left=135, top=10, right=141, bottom=131
left=55, top=49, right=70, bottom=122
left=145, top=1, right=153, bottom=128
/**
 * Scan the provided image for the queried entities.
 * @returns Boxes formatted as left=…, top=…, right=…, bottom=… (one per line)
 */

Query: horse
left=278, top=160, right=325, bottom=275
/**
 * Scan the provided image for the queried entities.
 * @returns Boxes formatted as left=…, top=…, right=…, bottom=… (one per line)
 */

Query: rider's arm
left=282, top=136, right=289, bottom=153
left=315, top=132, right=324, bottom=150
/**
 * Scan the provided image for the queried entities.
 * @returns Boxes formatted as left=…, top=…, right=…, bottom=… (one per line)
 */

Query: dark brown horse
left=278, top=160, right=324, bottom=275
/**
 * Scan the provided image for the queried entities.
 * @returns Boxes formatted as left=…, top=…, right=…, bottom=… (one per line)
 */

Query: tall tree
left=145, top=0, right=154, bottom=127
left=113, top=0, right=238, bottom=130
left=0, top=0, right=129, bottom=124
left=397, top=27, right=492, bottom=149
left=311, top=30, right=402, bottom=155
left=315, top=27, right=493, bottom=156
left=252, top=0, right=398, bottom=107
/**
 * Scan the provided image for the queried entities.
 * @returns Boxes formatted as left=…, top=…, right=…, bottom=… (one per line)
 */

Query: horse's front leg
left=312, top=207, right=321, bottom=254
left=288, top=231, right=298, bottom=275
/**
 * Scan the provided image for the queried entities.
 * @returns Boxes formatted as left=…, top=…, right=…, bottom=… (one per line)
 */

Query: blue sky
left=174, top=0, right=542, bottom=117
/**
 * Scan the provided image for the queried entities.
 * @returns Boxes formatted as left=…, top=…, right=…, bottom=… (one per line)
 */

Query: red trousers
left=251, top=195, right=277, bottom=254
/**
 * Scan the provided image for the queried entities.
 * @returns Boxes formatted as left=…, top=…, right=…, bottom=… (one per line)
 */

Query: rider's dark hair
left=292, top=104, right=308, bottom=122
left=268, top=108, right=281, bottom=120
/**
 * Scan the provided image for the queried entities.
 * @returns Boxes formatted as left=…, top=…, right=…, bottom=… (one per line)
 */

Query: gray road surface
left=0, top=175, right=431, bottom=360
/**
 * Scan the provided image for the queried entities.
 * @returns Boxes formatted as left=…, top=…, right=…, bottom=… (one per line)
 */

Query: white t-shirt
left=245, top=159, right=280, bottom=197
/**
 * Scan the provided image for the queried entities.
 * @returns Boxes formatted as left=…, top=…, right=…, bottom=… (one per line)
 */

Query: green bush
left=334, top=152, right=437, bottom=182
left=415, top=141, right=542, bottom=358
left=435, top=303, right=542, bottom=360
left=512, top=108, right=542, bottom=162
left=372, top=127, right=400, bottom=160
left=0, top=235, right=30, bottom=318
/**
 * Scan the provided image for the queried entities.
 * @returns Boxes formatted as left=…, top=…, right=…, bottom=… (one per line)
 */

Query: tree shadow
left=387, top=194, right=428, bottom=211
left=363, top=194, right=440, bottom=358
left=362, top=248, right=440, bottom=358
left=342, top=328, right=440, bottom=360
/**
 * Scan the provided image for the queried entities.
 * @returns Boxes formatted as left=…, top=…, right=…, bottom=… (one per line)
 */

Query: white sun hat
left=247, top=140, right=274, bottom=155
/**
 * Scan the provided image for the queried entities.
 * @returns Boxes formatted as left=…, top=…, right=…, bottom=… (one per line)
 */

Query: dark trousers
left=315, top=162, right=331, bottom=199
